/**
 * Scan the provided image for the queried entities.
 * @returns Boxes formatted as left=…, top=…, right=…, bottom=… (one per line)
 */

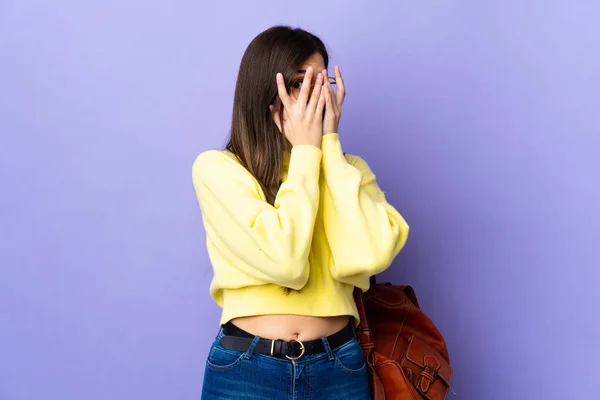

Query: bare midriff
left=229, top=314, right=351, bottom=342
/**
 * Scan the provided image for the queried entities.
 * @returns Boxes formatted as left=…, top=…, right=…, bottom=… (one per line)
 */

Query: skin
left=271, top=53, right=346, bottom=149
left=229, top=53, right=349, bottom=342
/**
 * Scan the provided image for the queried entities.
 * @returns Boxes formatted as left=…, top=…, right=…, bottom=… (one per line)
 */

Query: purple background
left=1, top=1, right=599, bottom=399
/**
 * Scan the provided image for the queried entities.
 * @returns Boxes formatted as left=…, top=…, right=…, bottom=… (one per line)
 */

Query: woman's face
left=271, top=52, right=332, bottom=147
left=288, top=52, right=331, bottom=102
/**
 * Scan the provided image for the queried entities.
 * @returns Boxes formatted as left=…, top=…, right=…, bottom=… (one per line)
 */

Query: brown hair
left=225, top=26, right=329, bottom=205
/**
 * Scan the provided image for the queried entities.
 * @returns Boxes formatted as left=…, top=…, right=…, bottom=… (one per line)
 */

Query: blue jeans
left=201, top=328, right=371, bottom=399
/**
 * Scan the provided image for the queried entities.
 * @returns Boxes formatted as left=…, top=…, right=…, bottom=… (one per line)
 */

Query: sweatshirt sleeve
left=320, top=134, right=409, bottom=290
left=192, top=145, right=322, bottom=290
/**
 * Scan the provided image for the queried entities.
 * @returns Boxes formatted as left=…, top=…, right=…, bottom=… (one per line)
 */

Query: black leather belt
left=219, top=321, right=355, bottom=360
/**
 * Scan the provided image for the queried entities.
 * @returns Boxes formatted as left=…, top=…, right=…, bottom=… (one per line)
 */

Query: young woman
left=193, top=26, right=409, bottom=400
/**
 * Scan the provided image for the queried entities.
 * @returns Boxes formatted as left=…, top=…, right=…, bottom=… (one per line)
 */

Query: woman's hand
left=272, top=67, right=326, bottom=148
left=323, top=66, right=346, bottom=135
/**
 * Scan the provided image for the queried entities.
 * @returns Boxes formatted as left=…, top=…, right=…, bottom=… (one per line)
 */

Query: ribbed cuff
left=321, top=133, right=351, bottom=174
left=288, top=144, right=323, bottom=178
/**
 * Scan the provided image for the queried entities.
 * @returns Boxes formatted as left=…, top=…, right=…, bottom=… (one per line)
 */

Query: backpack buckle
left=417, top=356, right=442, bottom=393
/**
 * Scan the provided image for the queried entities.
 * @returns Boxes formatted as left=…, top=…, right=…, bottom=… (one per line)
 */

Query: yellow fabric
left=192, top=133, right=409, bottom=325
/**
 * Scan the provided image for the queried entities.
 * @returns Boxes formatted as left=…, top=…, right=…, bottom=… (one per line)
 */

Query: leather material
left=219, top=322, right=356, bottom=359
left=354, top=279, right=452, bottom=400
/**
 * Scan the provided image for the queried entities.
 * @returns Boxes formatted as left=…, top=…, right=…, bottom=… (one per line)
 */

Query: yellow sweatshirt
left=192, top=133, right=409, bottom=326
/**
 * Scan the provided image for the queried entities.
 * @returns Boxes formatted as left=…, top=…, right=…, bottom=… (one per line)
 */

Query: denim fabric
left=201, top=329, right=371, bottom=400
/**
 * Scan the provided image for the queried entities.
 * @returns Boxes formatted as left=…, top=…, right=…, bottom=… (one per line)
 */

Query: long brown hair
left=225, top=26, right=329, bottom=205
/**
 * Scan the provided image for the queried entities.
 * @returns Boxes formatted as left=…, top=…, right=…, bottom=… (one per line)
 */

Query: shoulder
left=193, top=148, right=239, bottom=168
left=343, top=152, right=360, bottom=164
left=191, top=149, right=260, bottom=191
left=192, top=149, right=244, bottom=178
left=343, top=152, right=371, bottom=171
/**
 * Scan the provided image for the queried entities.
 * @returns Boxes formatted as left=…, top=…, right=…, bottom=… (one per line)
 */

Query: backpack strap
left=353, top=286, right=369, bottom=331
left=400, top=285, right=420, bottom=308
left=354, top=281, right=376, bottom=373
left=354, top=275, right=377, bottom=330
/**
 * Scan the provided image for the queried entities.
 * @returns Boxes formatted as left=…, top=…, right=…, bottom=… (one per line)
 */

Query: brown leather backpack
left=353, top=278, right=452, bottom=400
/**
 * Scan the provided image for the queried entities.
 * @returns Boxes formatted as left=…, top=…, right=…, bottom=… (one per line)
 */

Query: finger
left=334, top=66, right=345, bottom=107
left=297, top=67, right=314, bottom=107
left=323, top=70, right=336, bottom=103
left=315, top=82, right=326, bottom=117
left=323, top=75, right=337, bottom=113
left=276, top=73, right=293, bottom=110
left=326, top=82, right=333, bottom=107
left=323, top=68, right=332, bottom=93
left=307, top=72, right=324, bottom=113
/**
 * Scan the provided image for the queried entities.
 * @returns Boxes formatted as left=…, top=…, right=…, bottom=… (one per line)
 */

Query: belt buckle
left=284, top=339, right=305, bottom=360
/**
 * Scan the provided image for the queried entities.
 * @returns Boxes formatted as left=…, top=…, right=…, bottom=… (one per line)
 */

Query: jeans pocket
left=206, top=343, right=245, bottom=372
left=334, top=339, right=367, bottom=375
